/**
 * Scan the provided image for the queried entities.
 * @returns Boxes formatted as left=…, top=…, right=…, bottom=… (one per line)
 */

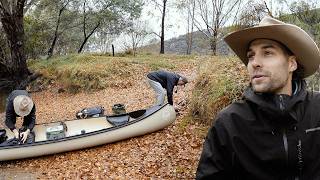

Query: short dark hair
left=293, top=62, right=305, bottom=80
left=277, top=41, right=305, bottom=80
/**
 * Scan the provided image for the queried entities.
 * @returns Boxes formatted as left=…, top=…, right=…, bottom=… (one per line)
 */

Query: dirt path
left=0, top=59, right=205, bottom=179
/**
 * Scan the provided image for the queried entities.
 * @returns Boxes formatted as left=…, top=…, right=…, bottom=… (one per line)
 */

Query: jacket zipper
left=279, top=95, right=288, bottom=164
left=280, top=95, right=290, bottom=178
left=279, top=95, right=285, bottom=111
left=296, top=140, right=303, bottom=180
left=282, top=130, right=289, bottom=166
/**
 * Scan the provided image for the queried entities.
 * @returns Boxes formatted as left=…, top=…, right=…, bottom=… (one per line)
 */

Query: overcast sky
left=111, top=0, right=320, bottom=52
left=111, top=3, right=188, bottom=52
left=141, top=4, right=188, bottom=41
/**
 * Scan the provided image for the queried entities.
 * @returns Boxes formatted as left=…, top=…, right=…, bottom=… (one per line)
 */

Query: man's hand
left=20, top=129, right=30, bottom=143
left=12, top=129, right=19, bottom=139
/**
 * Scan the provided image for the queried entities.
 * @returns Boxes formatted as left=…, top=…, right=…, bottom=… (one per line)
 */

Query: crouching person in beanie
left=5, top=90, right=36, bottom=144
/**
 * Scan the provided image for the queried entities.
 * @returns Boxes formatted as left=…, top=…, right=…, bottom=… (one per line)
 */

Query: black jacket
left=5, top=90, right=36, bottom=131
left=196, top=83, right=320, bottom=180
left=147, top=70, right=180, bottom=105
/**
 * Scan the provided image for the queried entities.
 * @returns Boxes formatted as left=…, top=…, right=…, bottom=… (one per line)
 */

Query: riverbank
left=0, top=54, right=206, bottom=179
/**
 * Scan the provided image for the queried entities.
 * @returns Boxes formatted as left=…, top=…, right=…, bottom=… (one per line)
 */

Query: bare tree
left=176, top=0, right=196, bottom=54
left=193, top=0, right=242, bottom=55
left=93, top=29, right=115, bottom=54
left=123, top=20, right=150, bottom=56
left=150, top=0, right=168, bottom=54
left=186, top=0, right=196, bottom=54
left=236, top=0, right=271, bottom=29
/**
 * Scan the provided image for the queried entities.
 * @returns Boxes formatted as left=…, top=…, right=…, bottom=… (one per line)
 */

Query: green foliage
left=280, top=2, right=320, bottom=45
left=24, top=15, right=52, bottom=59
left=23, top=0, right=144, bottom=58
left=190, top=56, right=249, bottom=125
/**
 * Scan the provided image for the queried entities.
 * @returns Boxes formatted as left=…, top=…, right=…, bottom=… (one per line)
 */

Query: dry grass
left=28, top=54, right=193, bottom=93
left=190, top=56, right=249, bottom=125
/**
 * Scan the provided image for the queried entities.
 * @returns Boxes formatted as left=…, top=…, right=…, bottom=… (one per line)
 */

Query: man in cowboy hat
left=147, top=70, right=188, bottom=110
left=5, top=90, right=36, bottom=144
left=196, top=16, right=320, bottom=179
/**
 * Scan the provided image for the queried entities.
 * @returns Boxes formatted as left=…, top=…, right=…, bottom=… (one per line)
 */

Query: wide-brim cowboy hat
left=13, top=95, right=34, bottom=117
left=224, top=16, right=320, bottom=78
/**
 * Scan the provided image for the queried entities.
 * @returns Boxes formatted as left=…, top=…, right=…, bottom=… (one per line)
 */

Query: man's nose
left=250, top=56, right=262, bottom=68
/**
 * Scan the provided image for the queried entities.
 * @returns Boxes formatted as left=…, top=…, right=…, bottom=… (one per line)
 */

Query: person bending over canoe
left=5, top=90, right=36, bottom=144
left=147, top=70, right=188, bottom=110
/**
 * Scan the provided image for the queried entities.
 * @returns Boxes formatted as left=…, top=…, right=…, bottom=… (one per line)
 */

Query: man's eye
left=247, top=54, right=254, bottom=60
left=265, top=51, right=272, bottom=55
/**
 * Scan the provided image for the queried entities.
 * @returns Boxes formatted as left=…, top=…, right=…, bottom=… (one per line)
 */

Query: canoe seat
left=107, top=115, right=129, bottom=126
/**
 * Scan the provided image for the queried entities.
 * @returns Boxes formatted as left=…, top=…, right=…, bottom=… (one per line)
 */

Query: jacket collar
left=244, top=80, right=307, bottom=123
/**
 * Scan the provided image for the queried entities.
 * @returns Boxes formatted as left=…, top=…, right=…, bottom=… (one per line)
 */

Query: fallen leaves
left=0, top=55, right=206, bottom=179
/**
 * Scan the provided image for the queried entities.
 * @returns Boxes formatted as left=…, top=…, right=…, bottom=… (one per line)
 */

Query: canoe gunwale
left=0, top=104, right=170, bottom=150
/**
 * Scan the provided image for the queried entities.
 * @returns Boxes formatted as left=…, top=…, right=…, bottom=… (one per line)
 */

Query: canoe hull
left=0, top=104, right=176, bottom=161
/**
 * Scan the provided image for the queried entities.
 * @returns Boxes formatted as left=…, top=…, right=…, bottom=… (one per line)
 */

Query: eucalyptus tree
left=25, top=0, right=80, bottom=58
left=0, top=0, right=39, bottom=90
left=284, top=0, right=320, bottom=91
left=287, top=0, right=320, bottom=44
left=77, top=0, right=143, bottom=53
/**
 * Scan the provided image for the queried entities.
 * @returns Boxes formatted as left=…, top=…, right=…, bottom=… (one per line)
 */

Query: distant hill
left=139, top=30, right=232, bottom=55
left=140, top=7, right=320, bottom=56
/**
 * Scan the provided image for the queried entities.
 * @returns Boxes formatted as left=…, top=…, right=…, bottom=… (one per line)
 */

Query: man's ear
left=288, top=56, right=297, bottom=72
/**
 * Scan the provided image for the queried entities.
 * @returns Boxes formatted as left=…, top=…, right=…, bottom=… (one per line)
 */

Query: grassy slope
left=29, top=54, right=195, bottom=93
left=29, top=53, right=249, bottom=126
left=190, top=56, right=249, bottom=125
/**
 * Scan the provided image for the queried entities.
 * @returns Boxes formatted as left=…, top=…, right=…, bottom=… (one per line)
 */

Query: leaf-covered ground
left=0, top=56, right=208, bottom=179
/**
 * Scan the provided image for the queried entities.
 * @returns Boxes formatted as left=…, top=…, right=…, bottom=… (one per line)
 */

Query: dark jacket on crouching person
left=196, top=81, right=320, bottom=180
left=5, top=90, right=36, bottom=131
left=147, top=70, right=181, bottom=105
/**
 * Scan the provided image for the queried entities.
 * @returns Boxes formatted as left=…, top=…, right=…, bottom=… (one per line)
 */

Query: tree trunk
left=210, top=37, right=217, bottom=56
left=78, top=22, right=100, bottom=53
left=186, top=0, right=195, bottom=55
left=210, top=30, right=218, bottom=55
left=47, top=1, right=69, bottom=59
left=47, top=30, right=59, bottom=59
left=0, top=0, right=31, bottom=90
left=160, top=0, right=167, bottom=54
left=112, top=44, right=115, bottom=56
left=78, top=37, right=90, bottom=53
